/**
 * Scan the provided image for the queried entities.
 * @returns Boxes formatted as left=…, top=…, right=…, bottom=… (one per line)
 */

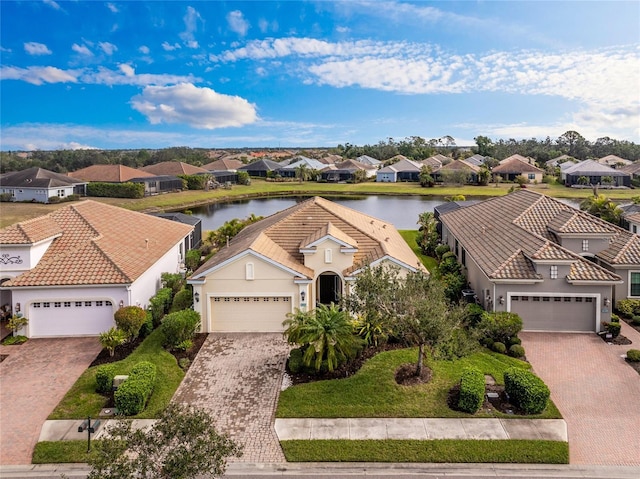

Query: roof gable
left=69, top=164, right=155, bottom=182
left=1, top=167, right=86, bottom=188
left=140, top=161, right=209, bottom=176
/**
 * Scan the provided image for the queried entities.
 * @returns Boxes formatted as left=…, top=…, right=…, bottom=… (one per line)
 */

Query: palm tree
left=580, top=194, right=622, bottom=224
left=295, top=163, right=311, bottom=183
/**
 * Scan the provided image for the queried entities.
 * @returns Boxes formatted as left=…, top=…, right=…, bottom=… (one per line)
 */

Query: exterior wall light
left=194, top=292, right=200, bottom=303
left=119, top=300, right=124, bottom=309
left=15, top=302, right=20, bottom=312
left=300, top=291, right=306, bottom=302
left=603, top=297, right=611, bottom=307
left=499, top=296, right=504, bottom=305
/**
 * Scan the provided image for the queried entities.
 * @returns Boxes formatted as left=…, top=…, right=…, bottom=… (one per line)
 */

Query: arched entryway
left=316, top=272, right=342, bottom=305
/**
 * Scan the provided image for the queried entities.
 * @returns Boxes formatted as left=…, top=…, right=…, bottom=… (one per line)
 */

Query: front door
left=318, top=273, right=341, bottom=305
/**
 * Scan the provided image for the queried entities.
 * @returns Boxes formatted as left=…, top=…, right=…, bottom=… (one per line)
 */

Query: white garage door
left=29, top=300, right=115, bottom=337
left=510, top=295, right=596, bottom=332
left=211, top=296, right=291, bottom=332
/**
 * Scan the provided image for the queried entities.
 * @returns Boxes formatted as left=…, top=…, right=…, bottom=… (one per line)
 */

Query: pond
left=185, top=195, right=582, bottom=231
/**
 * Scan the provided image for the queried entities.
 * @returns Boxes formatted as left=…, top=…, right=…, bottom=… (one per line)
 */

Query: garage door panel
left=30, top=302, right=115, bottom=337
left=511, top=295, right=595, bottom=332
left=211, top=296, right=291, bottom=332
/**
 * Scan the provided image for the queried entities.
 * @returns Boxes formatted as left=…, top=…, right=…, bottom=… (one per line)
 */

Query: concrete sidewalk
left=275, top=418, right=567, bottom=441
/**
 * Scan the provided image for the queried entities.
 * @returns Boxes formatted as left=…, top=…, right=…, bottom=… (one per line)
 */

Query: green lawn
left=48, top=328, right=184, bottom=419
left=398, top=230, right=438, bottom=272
left=277, top=348, right=561, bottom=419
left=32, top=441, right=96, bottom=464
left=281, top=439, right=569, bottom=463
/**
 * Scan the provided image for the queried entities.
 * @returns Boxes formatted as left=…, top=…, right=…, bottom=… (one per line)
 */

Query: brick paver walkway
left=521, top=323, right=640, bottom=466
left=172, top=333, right=290, bottom=463
left=0, top=337, right=102, bottom=465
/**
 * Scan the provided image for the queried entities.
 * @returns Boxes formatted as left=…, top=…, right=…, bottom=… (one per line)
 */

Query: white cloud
left=255, top=67, right=267, bottom=76
left=138, top=45, right=150, bottom=54
left=106, top=3, right=118, bottom=13
left=186, top=40, right=199, bottom=49
left=180, top=6, right=202, bottom=48
left=130, top=83, right=258, bottom=129
left=43, top=0, right=61, bottom=11
left=162, top=42, right=181, bottom=51
left=98, top=42, right=117, bottom=55
left=72, top=43, right=93, bottom=56
left=24, top=42, right=52, bottom=55
left=336, top=26, right=350, bottom=33
left=227, top=10, right=250, bottom=36
left=119, top=64, right=135, bottom=77
left=0, top=46, right=12, bottom=53
left=258, top=18, right=269, bottom=33
left=0, top=66, right=79, bottom=85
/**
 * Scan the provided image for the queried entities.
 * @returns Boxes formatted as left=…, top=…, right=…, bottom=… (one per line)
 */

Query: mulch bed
left=395, top=362, right=432, bottom=386
left=448, top=383, right=529, bottom=416
left=625, top=359, right=640, bottom=376
left=597, top=333, right=632, bottom=345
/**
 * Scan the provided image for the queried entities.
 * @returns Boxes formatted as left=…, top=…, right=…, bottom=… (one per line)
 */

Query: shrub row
left=149, top=287, right=173, bottom=326
left=87, top=181, right=145, bottom=198
left=160, top=309, right=201, bottom=350
left=95, top=364, right=117, bottom=394
left=504, top=368, right=550, bottom=415
left=114, top=361, right=157, bottom=416
left=627, top=349, right=640, bottom=362
left=457, top=367, right=485, bottom=414
left=616, top=299, right=640, bottom=317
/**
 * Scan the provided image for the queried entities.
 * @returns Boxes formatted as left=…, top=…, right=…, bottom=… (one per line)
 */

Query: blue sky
left=1, top=1, right=638, bottom=151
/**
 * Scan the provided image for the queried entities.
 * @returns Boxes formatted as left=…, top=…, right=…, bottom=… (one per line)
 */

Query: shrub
left=237, top=170, right=250, bottom=185
left=438, top=255, right=461, bottom=276
left=139, top=311, right=154, bottom=338
left=507, top=336, right=522, bottom=346
left=95, top=364, right=117, bottom=394
left=352, top=314, right=390, bottom=347
left=87, top=182, right=145, bottom=199
left=149, top=288, right=173, bottom=326
left=434, top=244, right=450, bottom=260
left=492, top=342, right=507, bottom=354
left=610, top=313, right=620, bottom=323
left=178, top=174, right=209, bottom=190
left=114, top=361, right=157, bottom=416
left=185, top=249, right=201, bottom=271
left=480, top=337, right=494, bottom=349
left=633, top=316, right=640, bottom=326
left=175, top=339, right=193, bottom=351
left=478, top=311, right=523, bottom=345
left=287, top=348, right=305, bottom=374
left=441, top=272, right=466, bottom=303
left=2, top=335, right=27, bottom=345
left=171, top=288, right=193, bottom=312
left=114, top=306, right=147, bottom=341
left=0, top=192, right=12, bottom=202
left=508, top=344, right=526, bottom=358
left=99, top=327, right=127, bottom=357
left=626, top=349, right=640, bottom=362
left=48, top=196, right=62, bottom=204
left=178, top=358, right=191, bottom=370
left=7, top=314, right=28, bottom=333
left=504, top=368, right=550, bottom=415
left=603, top=321, right=621, bottom=338
left=615, top=299, right=640, bottom=317
left=464, top=303, right=485, bottom=327
left=160, top=309, right=201, bottom=350
left=161, top=273, right=184, bottom=296
left=457, top=367, right=485, bottom=414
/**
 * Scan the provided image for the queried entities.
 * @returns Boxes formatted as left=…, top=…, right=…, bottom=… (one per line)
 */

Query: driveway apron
left=0, top=337, right=102, bottom=465
left=172, top=333, right=290, bottom=463
left=521, top=323, right=640, bottom=466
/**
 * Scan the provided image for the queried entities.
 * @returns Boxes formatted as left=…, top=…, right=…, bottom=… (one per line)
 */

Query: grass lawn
left=280, top=439, right=569, bottom=463
left=277, top=348, right=561, bottom=419
left=398, top=230, right=438, bottom=272
left=48, top=328, right=184, bottom=420
left=32, top=441, right=96, bottom=464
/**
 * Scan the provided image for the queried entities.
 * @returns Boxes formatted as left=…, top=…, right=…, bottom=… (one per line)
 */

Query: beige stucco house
left=188, top=196, right=426, bottom=332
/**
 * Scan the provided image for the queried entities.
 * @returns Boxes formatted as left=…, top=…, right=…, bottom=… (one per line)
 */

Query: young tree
left=416, top=211, right=439, bottom=256
left=88, top=403, right=242, bottom=479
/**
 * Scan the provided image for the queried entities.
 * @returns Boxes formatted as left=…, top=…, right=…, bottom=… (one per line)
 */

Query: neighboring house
left=433, top=159, right=481, bottom=184
left=464, top=154, right=486, bottom=167
left=499, top=154, right=535, bottom=165
left=0, top=201, right=193, bottom=338
left=68, top=164, right=183, bottom=196
left=188, top=196, right=426, bottom=332
left=150, top=212, right=202, bottom=250
left=140, top=161, right=210, bottom=176
left=238, top=159, right=282, bottom=177
left=619, top=204, right=640, bottom=235
left=277, top=157, right=326, bottom=178
left=620, top=162, right=640, bottom=182
left=563, top=159, right=630, bottom=187
left=321, top=154, right=344, bottom=165
left=321, top=159, right=377, bottom=182
left=421, top=156, right=443, bottom=170
left=202, top=158, right=244, bottom=172
left=546, top=155, right=576, bottom=169
left=438, top=190, right=640, bottom=332
left=376, top=158, right=423, bottom=182
left=597, top=155, right=632, bottom=168
left=0, top=167, right=87, bottom=203
left=492, top=158, right=544, bottom=183
left=356, top=155, right=382, bottom=167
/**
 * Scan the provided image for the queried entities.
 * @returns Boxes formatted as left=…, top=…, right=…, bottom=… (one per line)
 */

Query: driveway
left=172, top=333, right=290, bottom=463
left=520, top=321, right=640, bottom=466
left=0, top=337, right=102, bottom=465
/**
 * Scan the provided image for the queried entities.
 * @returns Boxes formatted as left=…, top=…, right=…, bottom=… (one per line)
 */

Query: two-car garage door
left=210, top=296, right=291, bottom=332
left=510, top=295, right=596, bottom=332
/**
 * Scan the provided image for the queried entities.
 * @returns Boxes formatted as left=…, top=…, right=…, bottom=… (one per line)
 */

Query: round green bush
left=507, top=336, right=522, bottom=346
left=287, top=348, right=304, bottom=374
left=508, top=344, right=526, bottom=358
left=95, top=364, right=116, bottom=394
left=480, top=337, right=494, bottom=349
left=492, top=342, right=507, bottom=354
left=114, top=306, right=147, bottom=340
left=626, top=349, right=640, bottom=362
left=457, top=367, right=485, bottom=414
left=632, top=316, right=640, bottom=326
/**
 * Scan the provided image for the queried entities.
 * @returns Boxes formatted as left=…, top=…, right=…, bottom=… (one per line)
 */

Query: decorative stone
left=486, top=392, right=499, bottom=399
left=100, top=408, right=116, bottom=417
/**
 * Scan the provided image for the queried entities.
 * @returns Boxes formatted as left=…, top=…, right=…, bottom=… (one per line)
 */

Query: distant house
left=563, top=159, right=630, bottom=187
left=321, top=154, right=344, bottom=165
left=321, top=159, right=376, bottom=182
left=277, top=157, right=326, bottom=178
left=0, top=201, right=193, bottom=338
left=433, top=160, right=481, bottom=184
left=620, top=162, right=640, bottom=182
left=464, top=154, right=487, bottom=167
left=492, top=158, right=544, bottom=183
left=356, top=155, right=382, bottom=167
left=597, top=155, right=632, bottom=168
left=0, top=167, right=86, bottom=203
left=238, top=159, right=282, bottom=177
left=420, top=156, right=443, bottom=170
left=140, top=161, right=210, bottom=176
left=69, top=164, right=183, bottom=196
left=499, top=154, right=535, bottom=165
left=150, top=212, right=202, bottom=250
left=546, top=155, right=576, bottom=169
left=202, top=158, right=244, bottom=172
left=376, top=158, right=423, bottom=182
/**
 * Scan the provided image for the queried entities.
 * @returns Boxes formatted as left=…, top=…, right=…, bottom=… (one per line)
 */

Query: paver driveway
left=172, top=333, right=290, bottom=463
left=0, top=337, right=102, bottom=465
left=521, top=322, right=640, bottom=466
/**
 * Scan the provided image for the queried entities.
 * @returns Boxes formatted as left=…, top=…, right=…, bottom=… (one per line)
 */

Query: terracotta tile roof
left=2, top=201, right=193, bottom=287
left=140, top=161, right=209, bottom=176
left=435, top=159, right=480, bottom=173
left=202, top=158, right=244, bottom=171
left=0, top=216, right=61, bottom=244
left=492, top=158, right=543, bottom=174
left=68, top=164, right=154, bottom=182
left=624, top=211, right=640, bottom=224
left=440, top=190, right=622, bottom=282
left=300, top=222, right=358, bottom=249
left=192, top=197, right=425, bottom=280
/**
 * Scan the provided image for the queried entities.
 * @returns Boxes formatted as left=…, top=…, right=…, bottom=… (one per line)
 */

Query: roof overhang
left=348, top=255, right=425, bottom=277
left=567, top=279, right=624, bottom=285
left=491, top=279, right=544, bottom=284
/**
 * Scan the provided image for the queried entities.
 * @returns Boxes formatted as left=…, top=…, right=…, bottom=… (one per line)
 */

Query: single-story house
left=499, top=154, right=535, bottom=165
left=277, top=157, right=326, bottom=178
left=356, top=155, right=382, bottom=167
left=376, top=158, right=423, bottom=182
left=421, top=156, right=443, bottom=170
left=597, top=155, right=632, bottom=168
left=432, top=159, right=481, bottom=184
left=69, top=164, right=183, bottom=196
left=238, top=159, right=282, bottom=177
left=140, top=161, right=210, bottom=176
left=202, top=158, right=244, bottom=172
left=464, top=154, right=487, bottom=167
left=563, top=159, right=630, bottom=187
left=1, top=167, right=87, bottom=203
left=321, top=159, right=377, bottom=182
left=150, top=212, right=202, bottom=250
left=188, top=196, right=426, bottom=332
left=492, top=158, right=544, bottom=183
left=439, top=189, right=640, bottom=332
left=0, top=201, right=193, bottom=338
left=619, top=204, right=640, bottom=235
left=546, top=155, right=576, bottom=169
left=620, top=162, right=640, bottom=182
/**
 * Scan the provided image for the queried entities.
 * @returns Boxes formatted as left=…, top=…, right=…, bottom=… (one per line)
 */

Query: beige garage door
left=510, top=295, right=595, bottom=332
left=211, top=296, right=291, bottom=332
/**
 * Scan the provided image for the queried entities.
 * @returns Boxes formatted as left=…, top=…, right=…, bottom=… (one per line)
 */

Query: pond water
left=185, top=195, right=582, bottom=231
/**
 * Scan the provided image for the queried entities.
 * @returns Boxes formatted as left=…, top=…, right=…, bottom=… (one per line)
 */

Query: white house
left=0, top=167, right=86, bottom=203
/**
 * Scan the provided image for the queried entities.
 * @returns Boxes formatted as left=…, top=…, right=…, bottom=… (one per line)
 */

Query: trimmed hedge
left=149, top=287, right=173, bottom=326
left=508, top=344, right=526, bottom=358
left=457, top=367, right=485, bottom=414
left=492, top=342, right=507, bottom=354
left=171, top=288, right=193, bottom=312
left=288, top=348, right=305, bottom=374
left=626, top=349, right=640, bottom=362
left=114, top=361, right=157, bottom=416
left=114, top=306, right=147, bottom=340
left=95, top=364, right=116, bottom=394
left=86, top=182, right=144, bottom=199
left=616, top=299, right=640, bottom=317
left=504, top=368, right=550, bottom=415
left=160, top=309, right=201, bottom=350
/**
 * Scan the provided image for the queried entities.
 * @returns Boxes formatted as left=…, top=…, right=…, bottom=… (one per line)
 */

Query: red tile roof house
left=68, top=164, right=184, bottom=196
left=1, top=167, right=87, bottom=203
left=439, top=190, right=640, bottom=332
left=0, top=201, right=193, bottom=338
left=188, top=197, right=426, bottom=332
left=491, top=157, right=544, bottom=183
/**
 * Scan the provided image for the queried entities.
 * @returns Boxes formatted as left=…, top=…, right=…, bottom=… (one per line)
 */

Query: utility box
left=113, top=375, right=129, bottom=390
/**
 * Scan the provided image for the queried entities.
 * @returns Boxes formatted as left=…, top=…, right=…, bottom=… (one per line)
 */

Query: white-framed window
left=75, top=301, right=82, bottom=307
left=64, top=301, right=71, bottom=307
left=582, top=239, right=589, bottom=252
left=324, top=248, right=333, bottom=264
left=630, top=272, right=640, bottom=296
left=550, top=265, right=558, bottom=279
left=85, top=301, right=92, bottom=306
left=57, top=190, right=65, bottom=197
left=245, top=262, right=254, bottom=280
left=33, top=302, right=41, bottom=308
left=528, top=173, right=535, bottom=180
